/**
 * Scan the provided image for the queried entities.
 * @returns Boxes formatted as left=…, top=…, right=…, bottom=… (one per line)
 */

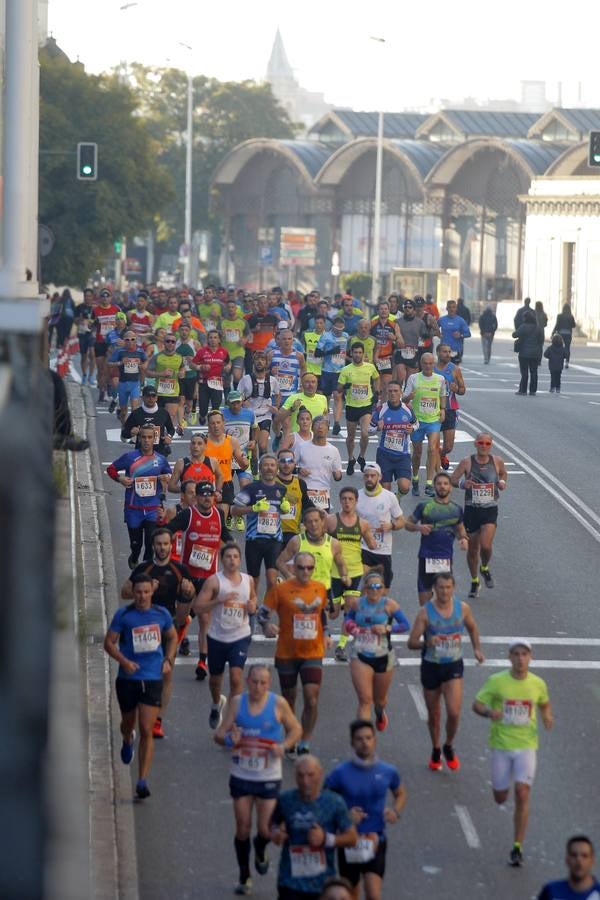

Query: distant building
left=265, top=28, right=331, bottom=133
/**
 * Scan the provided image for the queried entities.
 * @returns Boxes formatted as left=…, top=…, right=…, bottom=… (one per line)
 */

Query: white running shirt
left=208, top=571, right=252, bottom=643
left=357, top=488, right=402, bottom=556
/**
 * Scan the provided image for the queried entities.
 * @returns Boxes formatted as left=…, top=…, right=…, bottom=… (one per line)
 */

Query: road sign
left=259, top=246, right=273, bottom=266
left=258, top=227, right=275, bottom=242
left=38, top=225, right=54, bottom=257
left=280, top=227, right=316, bottom=267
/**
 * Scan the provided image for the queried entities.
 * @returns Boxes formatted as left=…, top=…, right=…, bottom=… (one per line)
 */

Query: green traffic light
left=82, top=165, right=93, bottom=175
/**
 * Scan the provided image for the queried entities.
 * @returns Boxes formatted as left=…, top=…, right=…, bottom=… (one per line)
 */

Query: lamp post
left=178, top=42, right=194, bottom=287
left=370, top=36, right=385, bottom=305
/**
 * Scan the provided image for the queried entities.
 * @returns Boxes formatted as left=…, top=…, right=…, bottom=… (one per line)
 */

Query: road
left=90, top=337, right=600, bottom=900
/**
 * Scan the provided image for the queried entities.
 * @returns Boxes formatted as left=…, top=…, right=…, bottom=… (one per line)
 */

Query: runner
left=315, top=317, right=349, bottom=436
left=146, top=333, right=186, bottom=430
left=111, top=330, right=147, bottom=425
left=337, top=343, right=379, bottom=476
left=160, top=480, right=198, bottom=656
left=450, top=432, right=508, bottom=598
left=205, top=409, right=248, bottom=519
left=106, top=424, right=172, bottom=568
left=394, top=299, right=431, bottom=388
left=220, top=298, right=250, bottom=389
left=276, top=448, right=313, bottom=547
left=167, top=432, right=223, bottom=494
left=434, top=343, right=466, bottom=470
left=269, top=755, right=357, bottom=900
left=215, top=664, right=302, bottom=896
left=276, top=507, right=350, bottom=597
left=75, top=287, right=96, bottom=385
left=325, top=720, right=406, bottom=900
left=296, top=416, right=343, bottom=512
left=195, top=543, right=257, bottom=730
left=538, top=836, right=599, bottom=899
left=472, top=640, right=553, bottom=867
left=403, top=352, right=446, bottom=497
left=278, top=372, right=329, bottom=440
left=120, top=528, right=196, bottom=738
left=128, top=290, right=154, bottom=348
left=407, top=572, right=485, bottom=772
left=303, top=314, right=326, bottom=385
left=246, top=294, right=278, bottom=372
left=404, top=472, right=468, bottom=606
left=268, top=327, right=305, bottom=403
left=231, top=453, right=289, bottom=595
left=258, top=553, right=329, bottom=756
left=103, top=573, right=177, bottom=799
left=93, top=288, right=121, bottom=402
left=238, top=351, right=281, bottom=457
left=222, top=390, right=258, bottom=528
left=357, top=463, right=404, bottom=589
left=175, top=322, right=202, bottom=426
left=344, top=573, right=410, bottom=729
left=191, top=331, right=231, bottom=425
left=438, top=299, right=471, bottom=363
left=349, top=318, right=376, bottom=364
left=371, top=381, right=416, bottom=497
left=280, top=407, right=313, bottom=458
left=121, top=385, right=175, bottom=458
left=153, top=293, right=181, bottom=333
left=370, top=301, right=401, bottom=403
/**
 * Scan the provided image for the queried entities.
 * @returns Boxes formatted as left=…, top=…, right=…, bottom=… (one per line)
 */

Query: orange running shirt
left=264, top=579, right=328, bottom=659
left=206, top=435, right=233, bottom=483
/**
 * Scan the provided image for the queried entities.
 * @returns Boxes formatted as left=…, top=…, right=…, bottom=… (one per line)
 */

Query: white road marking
left=568, top=363, right=600, bottom=376
left=189, top=634, right=600, bottom=646
left=459, top=409, right=600, bottom=545
left=455, top=805, right=481, bottom=849
left=175, top=657, right=600, bottom=669
left=407, top=684, right=428, bottom=721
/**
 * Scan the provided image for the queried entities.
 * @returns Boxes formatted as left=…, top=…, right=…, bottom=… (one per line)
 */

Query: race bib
left=290, top=847, right=326, bottom=879
left=189, top=544, right=216, bottom=571
left=236, top=746, right=268, bottom=772
left=377, top=356, right=392, bottom=371
left=204, top=318, right=218, bottom=332
left=400, top=346, right=417, bottom=359
left=257, top=510, right=278, bottom=535
left=134, top=476, right=157, bottom=498
left=384, top=429, right=409, bottom=452
left=350, top=383, right=369, bottom=402
left=355, top=630, right=380, bottom=652
left=99, top=316, right=115, bottom=336
left=307, top=489, right=329, bottom=511
left=372, top=528, right=386, bottom=550
left=306, top=351, right=317, bottom=365
left=344, top=836, right=377, bottom=864
left=222, top=600, right=246, bottom=628
left=425, top=558, right=451, bottom=574
left=207, top=377, right=223, bottom=390
left=277, top=373, right=295, bottom=391
left=158, top=377, right=176, bottom=395
left=293, top=613, right=318, bottom=641
left=280, top=503, right=297, bottom=521
left=131, top=623, right=160, bottom=654
left=502, top=699, right=532, bottom=726
left=152, top=426, right=161, bottom=445
left=471, top=483, right=495, bottom=505
left=333, top=352, right=346, bottom=367
left=224, top=328, right=240, bottom=343
left=123, top=358, right=139, bottom=374
left=174, top=532, right=183, bottom=556
left=418, top=397, right=437, bottom=416
left=436, top=633, right=462, bottom=656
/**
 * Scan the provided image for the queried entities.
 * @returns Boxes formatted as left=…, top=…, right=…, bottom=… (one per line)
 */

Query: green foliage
left=39, top=50, right=173, bottom=284
left=340, top=272, right=373, bottom=301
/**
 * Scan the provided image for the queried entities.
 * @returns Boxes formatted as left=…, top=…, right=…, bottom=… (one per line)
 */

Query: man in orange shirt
left=172, top=305, right=206, bottom=340
left=258, top=552, right=328, bottom=757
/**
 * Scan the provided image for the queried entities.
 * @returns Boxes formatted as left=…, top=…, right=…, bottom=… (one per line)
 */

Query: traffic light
left=77, top=142, right=98, bottom=180
left=588, top=131, right=600, bottom=167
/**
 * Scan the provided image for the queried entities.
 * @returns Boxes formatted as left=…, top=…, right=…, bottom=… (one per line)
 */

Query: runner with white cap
left=356, top=463, right=404, bottom=589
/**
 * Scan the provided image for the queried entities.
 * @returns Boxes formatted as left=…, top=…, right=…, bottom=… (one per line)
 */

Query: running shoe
left=152, top=716, right=164, bottom=739
left=357, top=456, right=366, bottom=472
left=108, top=398, right=117, bottom=414
left=509, top=845, right=524, bottom=867
left=375, top=709, right=388, bottom=732
left=89, top=374, right=97, bottom=387
left=424, top=483, right=435, bottom=496
left=411, top=479, right=420, bottom=497
left=127, top=553, right=139, bottom=570
left=209, top=694, right=226, bottom=730
left=443, top=743, right=460, bottom=771
left=334, top=644, right=348, bottom=663
left=272, top=433, right=281, bottom=453
left=480, top=566, right=495, bottom=589
left=253, top=837, right=269, bottom=875
left=195, top=659, right=208, bottom=681
left=440, top=454, right=450, bottom=470
left=332, top=422, right=341, bottom=436
left=81, top=374, right=88, bottom=386
left=468, top=579, right=480, bottom=599
left=120, top=730, right=136, bottom=765
left=234, top=879, right=252, bottom=896
left=235, top=516, right=245, bottom=532
left=179, top=637, right=190, bottom=657
left=428, top=748, right=443, bottom=771
left=180, top=419, right=188, bottom=430
left=226, top=515, right=233, bottom=529
left=296, top=741, right=310, bottom=756
left=135, top=780, right=151, bottom=800
left=284, top=745, right=297, bottom=761
left=346, top=458, right=356, bottom=476
left=189, top=411, right=198, bottom=425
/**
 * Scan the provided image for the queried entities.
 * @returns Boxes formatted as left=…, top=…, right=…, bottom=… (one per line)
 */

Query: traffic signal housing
left=77, top=142, right=98, bottom=180
left=588, top=131, right=600, bottom=167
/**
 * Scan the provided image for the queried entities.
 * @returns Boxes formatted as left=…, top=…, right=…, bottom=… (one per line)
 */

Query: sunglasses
left=475, top=440, right=492, bottom=446
left=296, top=564, right=315, bottom=571
left=164, top=339, right=176, bottom=344
left=279, top=457, right=294, bottom=464
left=366, top=582, right=383, bottom=589
left=124, top=338, right=136, bottom=341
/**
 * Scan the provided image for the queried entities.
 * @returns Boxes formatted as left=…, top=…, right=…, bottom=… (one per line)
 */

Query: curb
left=68, top=383, right=139, bottom=900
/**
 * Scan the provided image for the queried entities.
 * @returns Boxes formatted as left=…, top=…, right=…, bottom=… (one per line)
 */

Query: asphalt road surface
left=89, top=337, right=600, bottom=900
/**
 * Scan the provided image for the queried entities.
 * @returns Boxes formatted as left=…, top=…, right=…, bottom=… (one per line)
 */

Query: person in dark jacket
left=514, top=297, right=532, bottom=330
left=478, top=306, right=498, bottom=364
left=552, top=303, right=577, bottom=368
left=512, top=309, right=544, bottom=395
left=456, top=298, right=471, bottom=326
left=544, top=334, right=567, bottom=393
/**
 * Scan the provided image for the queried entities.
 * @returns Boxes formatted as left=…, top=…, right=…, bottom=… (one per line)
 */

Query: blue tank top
left=351, top=595, right=390, bottom=658
left=270, top=350, right=301, bottom=398
left=434, top=361, right=459, bottom=410
left=423, top=597, right=464, bottom=664
left=230, top=691, right=284, bottom=782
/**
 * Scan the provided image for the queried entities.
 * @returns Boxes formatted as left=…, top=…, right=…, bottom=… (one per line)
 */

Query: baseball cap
left=277, top=321, right=291, bottom=331
left=196, top=480, right=215, bottom=496
left=116, top=311, right=127, bottom=322
left=99, top=289, right=112, bottom=298
left=142, top=385, right=157, bottom=396
left=137, top=289, right=149, bottom=299
left=509, top=639, right=532, bottom=652
left=363, top=462, right=382, bottom=477
left=227, top=390, right=243, bottom=403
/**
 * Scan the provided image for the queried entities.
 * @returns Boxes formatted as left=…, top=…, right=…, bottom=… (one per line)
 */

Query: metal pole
left=184, top=72, right=193, bottom=286
left=146, top=230, right=154, bottom=284
left=371, top=109, right=384, bottom=303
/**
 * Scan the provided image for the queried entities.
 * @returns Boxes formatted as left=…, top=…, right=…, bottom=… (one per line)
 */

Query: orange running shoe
left=443, top=743, right=460, bottom=771
left=428, top=747, right=443, bottom=771
left=152, top=716, right=164, bottom=739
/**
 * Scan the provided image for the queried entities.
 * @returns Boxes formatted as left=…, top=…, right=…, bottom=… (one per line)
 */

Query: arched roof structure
left=315, top=137, right=448, bottom=187
left=545, top=142, right=596, bottom=176
left=212, top=138, right=333, bottom=188
left=425, top=137, right=567, bottom=186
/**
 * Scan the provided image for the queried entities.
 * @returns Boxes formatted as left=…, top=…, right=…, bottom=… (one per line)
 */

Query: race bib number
left=208, top=377, right=223, bottom=390
left=307, top=489, right=329, bottom=510
left=204, top=318, right=218, bottom=332
left=277, top=373, right=295, bottom=391
left=134, top=476, right=157, bottom=498
left=236, top=746, right=268, bottom=772
left=333, top=352, right=346, bottom=367
left=425, top=558, right=451, bottom=574
left=372, top=528, right=386, bottom=550
left=189, top=544, right=216, bottom=571
left=377, top=356, right=392, bottom=371
left=153, top=426, right=161, bottom=445
left=224, top=328, right=240, bottom=343
left=158, top=377, right=176, bottom=395
left=123, top=358, right=139, bottom=374
left=355, top=630, right=380, bottom=652
left=280, top=503, right=297, bottom=521
left=344, top=836, right=377, bottom=864
left=384, top=429, right=409, bottom=452
left=436, top=633, right=462, bottom=656
left=290, top=847, right=326, bottom=879
left=257, top=510, right=278, bottom=535
left=418, top=397, right=437, bottom=416
left=350, top=383, right=369, bottom=402
left=502, top=699, right=532, bottom=726
left=471, top=483, right=495, bottom=505
left=174, top=532, right=183, bottom=556
left=131, top=623, right=160, bottom=654
left=222, top=600, right=246, bottom=628
left=99, top=316, right=115, bottom=336
left=400, top=346, right=417, bottom=359
left=306, top=351, right=317, bottom=365
left=293, top=613, right=318, bottom=641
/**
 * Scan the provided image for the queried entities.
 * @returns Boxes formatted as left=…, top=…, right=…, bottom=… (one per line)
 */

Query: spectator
left=513, top=309, right=543, bottom=396
left=478, top=305, right=498, bottom=364
left=514, top=296, right=532, bottom=330
left=552, top=303, right=577, bottom=368
left=456, top=297, right=471, bottom=326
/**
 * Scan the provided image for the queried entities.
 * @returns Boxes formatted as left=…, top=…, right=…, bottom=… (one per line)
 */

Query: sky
left=47, top=0, right=599, bottom=112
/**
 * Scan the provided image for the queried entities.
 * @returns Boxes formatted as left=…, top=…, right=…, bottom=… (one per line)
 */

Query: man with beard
left=238, top=351, right=281, bottom=457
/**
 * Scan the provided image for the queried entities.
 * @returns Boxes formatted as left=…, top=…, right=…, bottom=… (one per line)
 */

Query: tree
left=38, top=47, right=173, bottom=284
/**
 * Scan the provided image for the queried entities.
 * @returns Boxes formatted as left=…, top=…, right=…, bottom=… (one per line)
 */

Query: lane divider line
left=455, top=805, right=481, bottom=849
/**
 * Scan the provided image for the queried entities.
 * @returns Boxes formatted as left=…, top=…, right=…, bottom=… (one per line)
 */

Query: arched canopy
left=315, top=137, right=447, bottom=187
left=212, top=138, right=333, bottom=189
left=545, top=142, right=600, bottom=176
left=425, top=137, right=567, bottom=186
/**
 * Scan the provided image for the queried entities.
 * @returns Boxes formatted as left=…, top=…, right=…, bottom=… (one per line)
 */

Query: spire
left=266, top=28, right=294, bottom=82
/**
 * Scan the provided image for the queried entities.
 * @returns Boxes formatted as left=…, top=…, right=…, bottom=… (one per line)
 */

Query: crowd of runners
left=81, top=283, right=594, bottom=899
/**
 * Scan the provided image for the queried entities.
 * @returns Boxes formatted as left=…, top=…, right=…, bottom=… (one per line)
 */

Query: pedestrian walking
left=552, top=303, right=577, bottom=368
left=478, top=305, right=498, bottom=364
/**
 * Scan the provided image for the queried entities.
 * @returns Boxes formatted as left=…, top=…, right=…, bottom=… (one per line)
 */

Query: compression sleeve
left=391, top=609, right=411, bottom=634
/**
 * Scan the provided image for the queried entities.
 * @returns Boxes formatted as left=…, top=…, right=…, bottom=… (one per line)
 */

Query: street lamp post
left=370, top=37, right=385, bottom=305
left=179, top=43, right=194, bottom=287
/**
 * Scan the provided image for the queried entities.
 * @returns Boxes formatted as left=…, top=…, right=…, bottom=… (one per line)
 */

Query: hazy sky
left=48, top=0, right=598, bottom=111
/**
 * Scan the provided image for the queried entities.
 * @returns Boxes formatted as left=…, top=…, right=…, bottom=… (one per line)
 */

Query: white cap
left=363, top=463, right=382, bottom=477
left=277, top=320, right=291, bottom=330
left=509, top=639, right=532, bottom=652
